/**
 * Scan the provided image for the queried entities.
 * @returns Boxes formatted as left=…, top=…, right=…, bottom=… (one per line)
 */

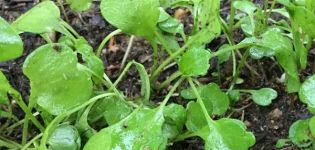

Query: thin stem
left=0, top=138, right=22, bottom=149
left=209, top=43, right=253, bottom=59
left=21, top=133, right=43, bottom=150
left=157, top=71, right=182, bottom=90
left=228, top=0, right=236, bottom=34
left=22, top=118, right=29, bottom=145
left=57, top=0, right=69, bottom=23
left=188, top=77, right=214, bottom=127
left=39, top=93, right=115, bottom=150
left=151, top=41, right=159, bottom=74
left=154, top=31, right=173, bottom=55
left=6, top=112, right=39, bottom=133
left=96, top=29, right=122, bottom=57
left=266, top=0, right=277, bottom=23
left=120, top=35, right=135, bottom=70
left=60, top=20, right=80, bottom=38
left=160, top=78, right=184, bottom=107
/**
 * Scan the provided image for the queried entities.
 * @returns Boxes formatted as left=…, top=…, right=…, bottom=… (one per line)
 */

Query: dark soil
left=1, top=0, right=314, bottom=150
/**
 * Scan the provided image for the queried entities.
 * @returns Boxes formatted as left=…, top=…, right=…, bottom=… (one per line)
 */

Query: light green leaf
left=0, top=17, right=23, bottom=62
left=11, top=1, right=61, bottom=34
left=66, top=0, right=92, bottom=12
left=299, top=75, right=315, bottom=109
left=100, top=0, right=160, bottom=40
left=84, top=108, right=167, bottom=150
left=23, top=44, right=93, bottom=115
left=289, top=6, right=315, bottom=38
left=178, top=47, right=211, bottom=76
left=289, top=119, right=313, bottom=148
left=158, top=8, right=185, bottom=38
left=185, top=101, right=207, bottom=132
left=163, top=103, right=186, bottom=139
left=276, top=139, right=289, bottom=148
left=309, top=117, right=315, bottom=137
left=217, top=44, right=231, bottom=64
left=249, top=46, right=275, bottom=59
left=196, top=118, right=255, bottom=150
left=249, top=88, right=278, bottom=106
left=233, top=0, right=257, bottom=14
left=47, top=124, right=81, bottom=150
left=0, top=71, right=18, bottom=105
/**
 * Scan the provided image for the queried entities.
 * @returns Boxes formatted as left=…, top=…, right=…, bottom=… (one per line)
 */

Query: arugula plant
left=1, top=0, right=315, bottom=149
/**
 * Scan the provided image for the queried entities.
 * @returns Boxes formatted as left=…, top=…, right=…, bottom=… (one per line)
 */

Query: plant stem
left=57, top=0, right=69, bottom=23
left=120, top=35, right=135, bottom=70
left=266, top=0, right=277, bottom=24
left=160, top=78, right=184, bottom=108
left=154, top=31, right=173, bottom=55
left=188, top=77, right=214, bottom=127
left=157, top=71, right=182, bottom=90
left=173, top=131, right=198, bottom=142
left=39, top=93, right=115, bottom=150
left=0, top=138, right=22, bottom=149
left=151, top=41, right=159, bottom=74
left=96, top=29, right=122, bottom=57
left=21, top=133, right=43, bottom=150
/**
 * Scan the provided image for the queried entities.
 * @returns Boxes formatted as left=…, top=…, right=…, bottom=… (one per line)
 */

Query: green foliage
left=100, top=0, right=160, bottom=40
left=289, top=119, right=313, bottom=148
left=47, top=124, right=81, bottom=150
left=11, top=1, right=61, bottom=34
left=248, top=88, right=278, bottom=106
left=158, top=8, right=185, bottom=39
left=178, top=47, right=211, bottom=76
left=0, top=17, right=23, bottom=62
left=66, top=0, right=93, bottom=12
left=163, top=104, right=186, bottom=139
left=23, top=44, right=93, bottom=115
left=299, top=75, right=315, bottom=110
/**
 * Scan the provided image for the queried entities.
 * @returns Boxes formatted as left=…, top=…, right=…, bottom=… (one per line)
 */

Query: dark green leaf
left=84, top=108, right=167, bottom=150
left=249, top=88, right=278, bottom=106
left=0, top=17, right=23, bottom=62
left=47, top=124, right=81, bottom=150
left=185, top=101, right=207, bottom=132
left=23, top=44, right=93, bottom=115
left=66, top=0, right=92, bottom=12
left=163, top=103, right=186, bottom=139
left=299, top=75, right=315, bottom=110
left=11, top=1, right=61, bottom=34
left=100, top=0, right=160, bottom=40
left=178, top=47, right=211, bottom=76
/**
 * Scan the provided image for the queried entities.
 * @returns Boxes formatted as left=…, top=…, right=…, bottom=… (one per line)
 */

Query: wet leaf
left=47, top=124, right=81, bottom=150
left=23, top=44, right=93, bottom=115
left=196, top=118, right=255, bottom=150
left=84, top=108, right=167, bottom=150
left=66, top=0, right=93, bottom=12
left=163, top=103, right=186, bottom=139
left=249, top=88, right=278, bottom=106
left=299, top=75, right=315, bottom=110
left=289, top=119, right=313, bottom=148
left=100, top=0, right=160, bottom=40
left=178, top=47, right=211, bottom=76
left=12, top=1, right=61, bottom=34
left=0, top=17, right=23, bottom=62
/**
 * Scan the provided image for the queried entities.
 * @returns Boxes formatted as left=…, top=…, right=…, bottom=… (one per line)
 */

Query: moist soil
left=1, top=0, right=314, bottom=150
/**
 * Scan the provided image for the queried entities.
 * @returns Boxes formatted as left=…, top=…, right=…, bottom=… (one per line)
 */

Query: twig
left=120, top=35, right=135, bottom=70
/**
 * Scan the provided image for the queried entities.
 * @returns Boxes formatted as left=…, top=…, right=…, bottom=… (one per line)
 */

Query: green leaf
left=23, top=43, right=93, bottom=115
left=163, top=103, right=186, bottom=140
left=66, top=0, right=92, bottom=12
left=276, top=139, right=289, bottom=148
left=180, top=83, right=229, bottom=115
left=185, top=101, right=207, bottom=132
left=309, top=116, right=315, bottom=137
left=228, top=90, right=241, bottom=103
left=178, top=47, right=211, bottom=76
left=217, top=44, right=231, bottom=64
left=158, top=8, right=185, bottom=38
left=11, top=1, right=61, bottom=34
left=249, top=46, right=275, bottom=59
left=289, top=119, right=313, bottom=148
left=74, top=37, right=104, bottom=83
left=196, top=118, right=255, bottom=150
left=0, top=71, right=15, bottom=105
left=289, top=6, right=315, bottom=38
left=0, top=17, right=23, bottom=62
left=100, top=0, right=160, bottom=40
left=84, top=108, right=167, bottom=150
left=299, top=75, right=315, bottom=109
left=260, top=29, right=300, bottom=93
left=47, top=124, right=81, bottom=150
left=75, top=104, right=95, bottom=139
left=248, top=88, right=278, bottom=106
left=233, top=0, right=257, bottom=14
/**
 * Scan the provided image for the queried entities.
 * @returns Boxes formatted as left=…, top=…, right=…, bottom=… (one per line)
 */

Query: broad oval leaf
left=66, top=0, right=93, bottom=12
left=0, top=17, right=23, bottom=62
left=249, top=88, right=278, bottom=106
left=23, top=43, right=93, bottom=115
left=84, top=108, right=167, bottom=150
left=197, top=118, right=255, bottom=150
left=11, top=1, right=61, bottom=34
left=178, top=47, right=211, bottom=76
left=100, top=0, right=160, bottom=40
left=299, top=75, right=315, bottom=109
left=47, top=124, right=81, bottom=150
left=289, top=119, right=313, bottom=148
